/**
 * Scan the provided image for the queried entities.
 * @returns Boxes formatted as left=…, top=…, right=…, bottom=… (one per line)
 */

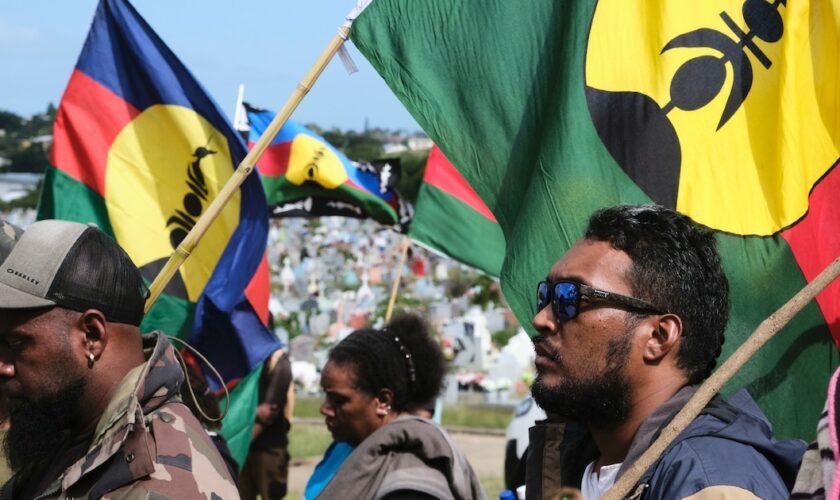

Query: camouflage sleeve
left=102, top=404, right=240, bottom=499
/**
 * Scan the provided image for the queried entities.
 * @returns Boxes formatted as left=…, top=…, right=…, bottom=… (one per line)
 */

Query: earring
left=376, top=407, right=388, bottom=416
left=87, top=352, right=96, bottom=368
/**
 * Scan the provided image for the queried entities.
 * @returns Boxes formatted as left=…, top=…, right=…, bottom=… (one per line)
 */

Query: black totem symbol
left=661, top=0, right=785, bottom=130
left=166, top=137, right=216, bottom=249
left=583, top=0, right=786, bottom=209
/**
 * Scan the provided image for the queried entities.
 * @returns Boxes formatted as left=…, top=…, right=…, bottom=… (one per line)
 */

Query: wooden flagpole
left=603, top=254, right=840, bottom=500
left=385, top=236, right=411, bottom=322
left=145, top=25, right=351, bottom=312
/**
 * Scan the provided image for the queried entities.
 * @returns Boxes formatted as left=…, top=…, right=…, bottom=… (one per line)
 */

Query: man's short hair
left=0, top=220, right=147, bottom=325
left=584, top=205, right=729, bottom=384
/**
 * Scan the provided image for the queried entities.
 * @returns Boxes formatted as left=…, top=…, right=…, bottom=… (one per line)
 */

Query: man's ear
left=642, top=313, right=682, bottom=363
left=78, top=309, right=109, bottom=361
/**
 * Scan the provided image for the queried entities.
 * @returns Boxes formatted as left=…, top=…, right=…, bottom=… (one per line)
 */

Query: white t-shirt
left=580, top=461, right=622, bottom=499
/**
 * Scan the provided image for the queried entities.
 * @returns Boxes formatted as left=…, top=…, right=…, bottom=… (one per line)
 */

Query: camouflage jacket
left=1, top=332, right=240, bottom=499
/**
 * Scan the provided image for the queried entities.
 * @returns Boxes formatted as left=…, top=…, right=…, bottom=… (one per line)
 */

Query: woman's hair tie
left=387, top=328, right=417, bottom=384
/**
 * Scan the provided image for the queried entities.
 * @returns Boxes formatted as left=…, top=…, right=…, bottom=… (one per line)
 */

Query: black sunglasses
left=536, top=280, right=666, bottom=320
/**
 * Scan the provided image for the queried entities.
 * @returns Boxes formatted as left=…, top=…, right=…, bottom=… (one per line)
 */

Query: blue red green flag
left=245, top=104, right=411, bottom=228
left=36, top=0, right=279, bottom=463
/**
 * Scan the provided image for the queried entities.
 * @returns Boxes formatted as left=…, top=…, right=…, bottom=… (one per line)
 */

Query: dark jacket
left=525, top=386, right=806, bottom=499
left=318, top=415, right=486, bottom=500
left=1, top=332, right=239, bottom=499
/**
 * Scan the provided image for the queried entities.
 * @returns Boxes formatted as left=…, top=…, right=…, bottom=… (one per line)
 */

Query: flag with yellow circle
left=37, top=0, right=279, bottom=465
left=351, top=0, right=840, bottom=440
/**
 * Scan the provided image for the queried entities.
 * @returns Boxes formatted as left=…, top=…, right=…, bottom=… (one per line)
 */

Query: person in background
left=239, top=346, right=295, bottom=499
left=0, top=219, right=238, bottom=498
left=791, top=364, right=840, bottom=498
left=303, top=396, right=439, bottom=500
left=315, top=313, right=484, bottom=499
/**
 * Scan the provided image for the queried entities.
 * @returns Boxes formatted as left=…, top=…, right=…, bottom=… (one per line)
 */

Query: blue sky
left=0, top=1, right=420, bottom=132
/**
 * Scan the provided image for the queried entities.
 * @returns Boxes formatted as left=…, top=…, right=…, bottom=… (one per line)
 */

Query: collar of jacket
left=616, top=384, right=699, bottom=479
left=36, top=331, right=184, bottom=497
left=528, top=385, right=699, bottom=495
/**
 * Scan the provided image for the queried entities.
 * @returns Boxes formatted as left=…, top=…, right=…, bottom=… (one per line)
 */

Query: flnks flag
left=244, top=104, right=412, bottom=229
left=37, top=0, right=279, bottom=462
left=351, top=0, right=840, bottom=439
left=410, top=145, right=504, bottom=277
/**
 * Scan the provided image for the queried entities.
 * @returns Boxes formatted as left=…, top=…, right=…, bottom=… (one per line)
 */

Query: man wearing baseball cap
left=0, top=219, right=239, bottom=498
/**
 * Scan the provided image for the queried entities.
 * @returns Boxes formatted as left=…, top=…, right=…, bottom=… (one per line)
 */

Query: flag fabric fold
left=37, top=0, right=279, bottom=464
left=351, top=0, right=840, bottom=439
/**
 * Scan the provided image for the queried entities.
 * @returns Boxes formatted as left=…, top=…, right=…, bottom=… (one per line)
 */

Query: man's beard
left=4, top=377, right=87, bottom=471
left=531, top=332, right=632, bottom=427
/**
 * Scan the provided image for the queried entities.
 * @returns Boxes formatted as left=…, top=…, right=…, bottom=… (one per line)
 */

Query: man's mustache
left=532, top=334, right=561, bottom=363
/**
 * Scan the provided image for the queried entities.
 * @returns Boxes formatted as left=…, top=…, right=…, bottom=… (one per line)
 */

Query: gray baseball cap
left=0, top=219, right=147, bottom=325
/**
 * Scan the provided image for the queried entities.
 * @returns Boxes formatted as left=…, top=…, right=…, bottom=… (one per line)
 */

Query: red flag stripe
left=244, top=253, right=271, bottom=326
left=250, top=139, right=291, bottom=177
left=781, top=160, right=840, bottom=347
left=50, top=69, right=140, bottom=196
left=423, top=146, right=497, bottom=222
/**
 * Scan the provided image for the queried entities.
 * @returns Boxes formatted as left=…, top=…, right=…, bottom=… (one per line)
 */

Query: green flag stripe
left=37, top=166, right=115, bottom=236
left=218, top=364, right=262, bottom=468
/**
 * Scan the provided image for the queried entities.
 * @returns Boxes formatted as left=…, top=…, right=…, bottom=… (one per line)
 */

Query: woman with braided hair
left=315, top=313, right=485, bottom=500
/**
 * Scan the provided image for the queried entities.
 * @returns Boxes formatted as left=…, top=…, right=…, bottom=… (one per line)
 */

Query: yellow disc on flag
left=286, top=134, right=348, bottom=189
left=105, top=104, right=240, bottom=301
left=585, top=0, right=840, bottom=235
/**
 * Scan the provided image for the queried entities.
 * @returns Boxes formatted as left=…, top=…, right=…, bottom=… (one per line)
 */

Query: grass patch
left=294, top=397, right=323, bottom=419
left=289, top=423, right=333, bottom=459
left=295, top=397, right=513, bottom=430
left=480, top=475, right=506, bottom=497
left=441, top=404, right=511, bottom=429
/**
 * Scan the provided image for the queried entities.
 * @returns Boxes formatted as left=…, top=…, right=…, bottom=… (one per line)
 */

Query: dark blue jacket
left=525, top=386, right=806, bottom=499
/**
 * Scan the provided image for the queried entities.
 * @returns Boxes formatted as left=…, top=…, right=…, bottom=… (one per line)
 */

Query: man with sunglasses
left=525, top=205, right=805, bottom=499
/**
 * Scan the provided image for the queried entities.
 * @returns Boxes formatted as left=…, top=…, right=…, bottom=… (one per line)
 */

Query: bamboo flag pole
left=385, top=236, right=411, bottom=322
left=603, top=253, right=840, bottom=500
left=145, top=21, right=357, bottom=312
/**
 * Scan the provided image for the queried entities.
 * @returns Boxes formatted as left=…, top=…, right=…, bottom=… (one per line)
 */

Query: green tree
left=0, top=107, right=55, bottom=174
left=470, top=275, right=502, bottom=308
left=0, top=110, right=23, bottom=131
left=9, top=147, right=49, bottom=173
left=0, top=186, right=41, bottom=211
left=491, top=326, right=517, bottom=349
